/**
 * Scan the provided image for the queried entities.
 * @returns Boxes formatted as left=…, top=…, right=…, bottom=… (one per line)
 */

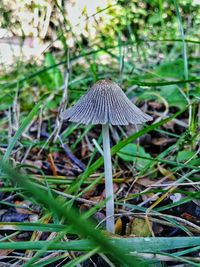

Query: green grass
left=0, top=1, right=200, bottom=266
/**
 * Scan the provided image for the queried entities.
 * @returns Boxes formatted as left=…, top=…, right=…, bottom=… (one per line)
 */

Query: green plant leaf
left=160, top=85, right=187, bottom=109
left=176, top=150, right=200, bottom=166
left=117, top=143, right=152, bottom=170
left=177, top=150, right=196, bottom=162
left=45, top=52, right=63, bottom=89
left=155, top=59, right=184, bottom=79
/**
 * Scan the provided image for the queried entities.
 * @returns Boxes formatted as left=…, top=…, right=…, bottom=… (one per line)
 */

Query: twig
left=48, top=154, right=58, bottom=176
left=130, top=252, right=200, bottom=262
left=37, top=105, right=43, bottom=140
left=21, top=144, right=34, bottom=164
left=53, top=189, right=97, bottom=205
left=58, top=135, right=85, bottom=171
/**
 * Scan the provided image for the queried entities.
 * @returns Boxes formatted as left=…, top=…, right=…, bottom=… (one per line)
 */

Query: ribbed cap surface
left=61, top=79, right=152, bottom=125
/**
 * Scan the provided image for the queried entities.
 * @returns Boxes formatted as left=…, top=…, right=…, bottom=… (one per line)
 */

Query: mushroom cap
left=61, top=79, right=153, bottom=125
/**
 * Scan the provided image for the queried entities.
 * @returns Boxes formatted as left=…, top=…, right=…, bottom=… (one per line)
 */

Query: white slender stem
left=102, top=123, right=115, bottom=233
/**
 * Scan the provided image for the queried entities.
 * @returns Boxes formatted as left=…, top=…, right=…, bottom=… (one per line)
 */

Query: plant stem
left=102, top=123, right=115, bottom=233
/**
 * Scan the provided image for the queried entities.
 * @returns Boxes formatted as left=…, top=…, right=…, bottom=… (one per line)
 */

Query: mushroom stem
left=102, top=123, right=115, bottom=233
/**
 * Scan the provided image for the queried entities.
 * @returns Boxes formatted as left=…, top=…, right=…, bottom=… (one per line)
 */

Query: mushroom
left=61, top=79, right=152, bottom=233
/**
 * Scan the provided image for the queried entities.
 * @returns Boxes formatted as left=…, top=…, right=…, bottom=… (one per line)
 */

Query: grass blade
left=0, top=162, right=145, bottom=267
left=0, top=237, right=199, bottom=253
left=2, top=102, right=42, bottom=162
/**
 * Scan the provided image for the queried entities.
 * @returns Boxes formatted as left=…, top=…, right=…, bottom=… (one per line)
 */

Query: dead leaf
left=115, top=218, right=122, bottom=235
left=158, top=165, right=176, bottom=180
left=136, top=178, right=156, bottom=187
left=152, top=137, right=176, bottom=146
left=15, top=201, right=34, bottom=214
left=127, top=218, right=152, bottom=237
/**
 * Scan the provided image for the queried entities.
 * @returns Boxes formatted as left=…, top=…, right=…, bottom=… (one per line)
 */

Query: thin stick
left=102, top=123, right=115, bottom=233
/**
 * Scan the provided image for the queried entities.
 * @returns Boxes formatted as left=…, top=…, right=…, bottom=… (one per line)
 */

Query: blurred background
left=1, top=0, right=200, bottom=104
